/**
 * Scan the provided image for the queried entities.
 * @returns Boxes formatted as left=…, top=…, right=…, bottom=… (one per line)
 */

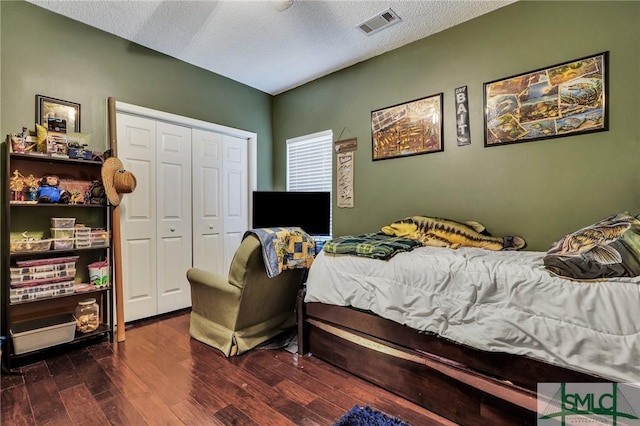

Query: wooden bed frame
left=296, top=289, right=606, bottom=425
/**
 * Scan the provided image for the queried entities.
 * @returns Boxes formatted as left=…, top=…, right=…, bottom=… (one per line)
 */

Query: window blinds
left=286, top=130, right=333, bottom=192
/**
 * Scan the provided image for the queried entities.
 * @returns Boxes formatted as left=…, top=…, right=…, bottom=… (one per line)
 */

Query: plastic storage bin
left=53, top=238, right=75, bottom=250
left=9, top=280, right=75, bottom=303
left=50, top=218, right=76, bottom=228
left=10, top=239, right=52, bottom=253
left=11, top=261, right=76, bottom=277
left=15, top=255, right=79, bottom=268
left=10, top=314, right=76, bottom=354
left=9, top=268, right=76, bottom=285
left=75, top=227, right=92, bottom=248
left=90, top=230, right=109, bottom=247
left=51, top=228, right=75, bottom=239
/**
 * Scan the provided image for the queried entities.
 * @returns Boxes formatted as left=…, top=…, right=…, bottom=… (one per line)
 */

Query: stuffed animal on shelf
left=37, top=174, right=67, bottom=203
left=88, top=180, right=107, bottom=205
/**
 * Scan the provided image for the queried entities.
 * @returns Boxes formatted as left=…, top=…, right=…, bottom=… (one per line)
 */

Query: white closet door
left=116, top=102, right=255, bottom=323
left=222, top=135, right=249, bottom=272
left=192, top=129, right=224, bottom=276
left=156, top=122, right=193, bottom=314
left=116, top=113, right=158, bottom=322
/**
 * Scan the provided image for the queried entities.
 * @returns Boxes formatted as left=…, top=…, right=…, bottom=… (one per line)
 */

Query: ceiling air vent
left=357, top=8, right=402, bottom=36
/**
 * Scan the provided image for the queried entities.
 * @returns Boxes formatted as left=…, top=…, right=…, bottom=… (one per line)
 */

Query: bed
left=296, top=233, right=640, bottom=425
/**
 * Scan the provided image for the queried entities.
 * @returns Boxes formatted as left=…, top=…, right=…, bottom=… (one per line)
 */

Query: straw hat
left=101, top=157, right=137, bottom=206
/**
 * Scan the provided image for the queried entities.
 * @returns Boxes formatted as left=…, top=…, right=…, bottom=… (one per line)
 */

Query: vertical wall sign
left=337, top=151, right=354, bottom=208
left=455, top=86, right=471, bottom=146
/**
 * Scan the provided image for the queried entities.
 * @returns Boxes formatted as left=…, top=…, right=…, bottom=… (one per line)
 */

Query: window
left=286, top=130, right=333, bottom=235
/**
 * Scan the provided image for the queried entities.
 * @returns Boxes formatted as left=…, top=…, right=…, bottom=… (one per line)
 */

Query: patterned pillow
left=543, top=212, right=640, bottom=280
left=36, top=123, right=48, bottom=153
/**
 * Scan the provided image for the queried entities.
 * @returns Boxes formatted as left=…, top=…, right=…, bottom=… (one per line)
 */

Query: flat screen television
left=252, top=191, right=331, bottom=236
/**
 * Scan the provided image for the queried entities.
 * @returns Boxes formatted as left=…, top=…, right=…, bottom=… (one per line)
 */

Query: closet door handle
left=209, top=225, right=214, bottom=229
left=170, top=227, right=176, bottom=232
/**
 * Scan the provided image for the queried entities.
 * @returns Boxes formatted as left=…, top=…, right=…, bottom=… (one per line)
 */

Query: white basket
left=10, top=314, right=76, bottom=354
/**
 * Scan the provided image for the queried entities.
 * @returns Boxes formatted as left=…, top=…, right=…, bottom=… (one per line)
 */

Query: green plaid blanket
left=322, top=232, right=421, bottom=260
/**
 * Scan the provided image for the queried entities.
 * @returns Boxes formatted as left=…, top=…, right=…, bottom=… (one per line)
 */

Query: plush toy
left=381, top=215, right=526, bottom=251
left=37, top=174, right=67, bottom=203
left=88, top=180, right=107, bottom=205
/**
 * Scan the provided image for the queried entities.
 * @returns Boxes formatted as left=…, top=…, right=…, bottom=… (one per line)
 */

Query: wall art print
left=483, top=52, right=608, bottom=147
left=36, top=94, right=81, bottom=133
left=371, top=93, right=443, bottom=160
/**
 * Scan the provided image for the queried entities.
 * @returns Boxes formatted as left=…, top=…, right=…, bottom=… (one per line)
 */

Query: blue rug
left=334, top=405, right=409, bottom=426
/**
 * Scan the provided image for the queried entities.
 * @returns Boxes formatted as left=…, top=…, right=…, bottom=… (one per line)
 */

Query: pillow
left=36, top=123, right=48, bottom=153
left=381, top=215, right=525, bottom=251
left=543, top=212, right=640, bottom=280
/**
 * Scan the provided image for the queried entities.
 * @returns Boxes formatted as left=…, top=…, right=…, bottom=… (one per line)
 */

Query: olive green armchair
left=187, top=234, right=306, bottom=356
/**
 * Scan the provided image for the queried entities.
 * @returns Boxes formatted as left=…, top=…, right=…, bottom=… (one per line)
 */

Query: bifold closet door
left=192, top=129, right=224, bottom=276
left=192, top=130, right=248, bottom=276
left=117, top=114, right=193, bottom=322
left=221, top=134, right=249, bottom=272
left=156, top=122, right=193, bottom=315
left=116, top=113, right=158, bottom=322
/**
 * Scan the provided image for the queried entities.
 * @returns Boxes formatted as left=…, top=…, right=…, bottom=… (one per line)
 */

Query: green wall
left=272, top=1, right=640, bottom=251
left=0, top=0, right=273, bottom=186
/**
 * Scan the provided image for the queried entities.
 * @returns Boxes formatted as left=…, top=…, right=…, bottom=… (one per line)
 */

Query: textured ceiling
left=27, top=0, right=516, bottom=95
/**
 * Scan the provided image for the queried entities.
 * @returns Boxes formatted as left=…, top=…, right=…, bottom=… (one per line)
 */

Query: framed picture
left=484, top=51, right=608, bottom=147
left=36, top=95, right=81, bottom=132
left=372, top=93, right=443, bottom=161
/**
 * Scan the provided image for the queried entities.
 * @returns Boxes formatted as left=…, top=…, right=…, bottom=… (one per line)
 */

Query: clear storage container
left=51, top=228, right=75, bottom=239
left=75, top=298, right=100, bottom=333
left=50, top=217, right=76, bottom=228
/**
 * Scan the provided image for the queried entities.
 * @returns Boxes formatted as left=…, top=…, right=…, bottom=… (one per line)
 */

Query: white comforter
left=304, top=246, right=640, bottom=383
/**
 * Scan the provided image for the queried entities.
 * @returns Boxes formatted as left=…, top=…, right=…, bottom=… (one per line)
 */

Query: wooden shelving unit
left=2, top=142, right=114, bottom=369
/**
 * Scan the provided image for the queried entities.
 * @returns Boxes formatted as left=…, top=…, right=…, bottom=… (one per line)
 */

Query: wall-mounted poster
left=483, top=52, right=608, bottom=147
left=371, top=93, right=443, bottom=160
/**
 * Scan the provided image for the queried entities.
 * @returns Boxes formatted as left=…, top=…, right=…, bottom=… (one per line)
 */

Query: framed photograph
left=372, top=93, right=443, bottom=161
left=484, top=51, right=608, bottom=147
left=36, top=95, right=81, bottom=132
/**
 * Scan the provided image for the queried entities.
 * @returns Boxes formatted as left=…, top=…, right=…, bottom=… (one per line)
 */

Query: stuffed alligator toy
left=381, top=215, right=526, bottom=251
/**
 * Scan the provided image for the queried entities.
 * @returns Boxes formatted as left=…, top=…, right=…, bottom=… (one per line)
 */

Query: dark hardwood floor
left=1, top=311, right=456, bottom=425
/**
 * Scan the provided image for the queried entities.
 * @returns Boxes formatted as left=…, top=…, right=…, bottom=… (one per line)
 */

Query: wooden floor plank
left=273, top=378, right=318, bottom=406
left=0, top=383, right=36, bottom=426
left=46, top=353, right=82, bottom=392
left=169, top=399, right=225, bottom=426
left=214, top=404, right=259, bottom=426
left=66, top=347, right=116, bottom=397
left=307, top=396, right=347, bottom=424
left=94, top=388, right=149, bottom=426
left=128, top=392, right=186, bottom=425
left=59, top=383, right=111, bottom=425
left=26, top=378, right=73, bottom=425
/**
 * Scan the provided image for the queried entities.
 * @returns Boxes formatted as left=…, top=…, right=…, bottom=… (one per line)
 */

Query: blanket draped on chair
left=243, top=227, right=316, bottom=278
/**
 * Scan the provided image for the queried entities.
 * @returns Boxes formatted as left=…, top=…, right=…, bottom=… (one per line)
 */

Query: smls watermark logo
left=538, top=383, right=640, bottom=425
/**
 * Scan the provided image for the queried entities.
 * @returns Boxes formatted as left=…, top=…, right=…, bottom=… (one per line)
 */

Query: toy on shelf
left=10, top=170, right=25, bottom=201
left=37, top=175, right=68, bottom=204
left=25, top=174, right=39, bottom=202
